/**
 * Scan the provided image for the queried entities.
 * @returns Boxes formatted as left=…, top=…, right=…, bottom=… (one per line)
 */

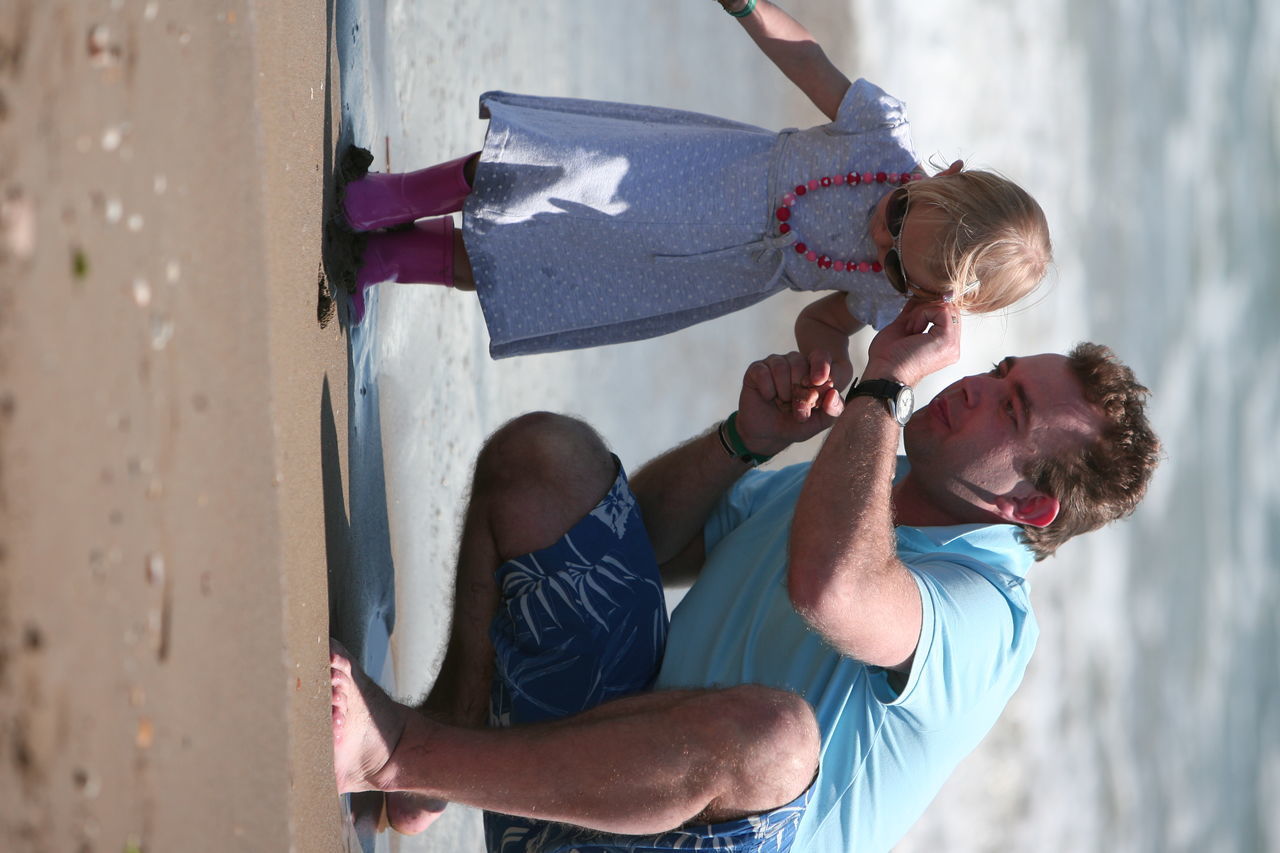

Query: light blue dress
left=462, top=79, right=919, bottom=358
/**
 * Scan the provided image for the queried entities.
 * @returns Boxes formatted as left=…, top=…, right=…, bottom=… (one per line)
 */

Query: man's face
left=903, top=353, right=1103, bottom=524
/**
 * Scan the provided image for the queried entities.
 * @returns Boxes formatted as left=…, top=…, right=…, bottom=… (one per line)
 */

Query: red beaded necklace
left=775, top=170, right=921, bottom=272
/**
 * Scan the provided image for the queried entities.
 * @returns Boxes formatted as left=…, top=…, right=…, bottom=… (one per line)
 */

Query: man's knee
left=692, top=686, right=819, bottom=815
left=476, top=412, right=610, bottom=489
left=474, top=412, right=618, bottom=555
left=731, top=686, right=819, bottom=802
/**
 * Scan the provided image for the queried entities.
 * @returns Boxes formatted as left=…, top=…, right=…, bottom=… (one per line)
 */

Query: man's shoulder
left=895, top=522, right=1035, bottom=584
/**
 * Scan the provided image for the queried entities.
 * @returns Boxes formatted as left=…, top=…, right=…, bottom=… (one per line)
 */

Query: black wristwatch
left=846, top=378, right=915, bottom=427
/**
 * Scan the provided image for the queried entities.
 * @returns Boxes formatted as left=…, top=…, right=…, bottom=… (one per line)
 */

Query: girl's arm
left=717, top=0, right=852, bottom=122
left=794, top=293, right=864, bottom=391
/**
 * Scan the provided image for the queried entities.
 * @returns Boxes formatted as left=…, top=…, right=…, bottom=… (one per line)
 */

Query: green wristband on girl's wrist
left=722, top=0, right=758, bottom=19
left=717, top=411, right=774, bottom=466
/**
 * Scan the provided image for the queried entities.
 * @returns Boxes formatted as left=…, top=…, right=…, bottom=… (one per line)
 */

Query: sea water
left=337, top=1, right=1280, bottom=850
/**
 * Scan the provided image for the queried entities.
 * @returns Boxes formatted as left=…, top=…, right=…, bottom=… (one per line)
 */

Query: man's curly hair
left=1020, top=343, right=1161, bottom=560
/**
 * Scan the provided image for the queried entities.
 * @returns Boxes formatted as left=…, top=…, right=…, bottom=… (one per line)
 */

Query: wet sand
left=0, top=1, right=350, bottom=850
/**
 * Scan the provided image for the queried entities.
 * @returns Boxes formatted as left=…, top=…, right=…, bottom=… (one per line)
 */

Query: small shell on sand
left=87, top=25, right=122, bottom=68
left=101, top=125, right=122, bottom=151
left=149, top=317, right=173, bottom=351
left=132, top=277, right=151, bottom=307
left=145, top=552, right=165, bottom=586
left=73, top=767, right=102, bottom=798
left=135, top=717, right=154, bottom=749
left=0, top=190, right=36, bottom=261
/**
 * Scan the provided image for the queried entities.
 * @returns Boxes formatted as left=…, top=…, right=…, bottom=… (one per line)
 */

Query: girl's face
left=869, top=189, right=952, bottom=301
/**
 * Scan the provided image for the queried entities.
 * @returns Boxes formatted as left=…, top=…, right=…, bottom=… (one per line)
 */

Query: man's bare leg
left=385, top=413, right=622, bottom=833
left=331, top=642, right=819, bottom=836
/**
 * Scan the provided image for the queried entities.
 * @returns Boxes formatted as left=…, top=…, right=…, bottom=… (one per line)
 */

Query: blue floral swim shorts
left=484, top=459, right=810, bottom=853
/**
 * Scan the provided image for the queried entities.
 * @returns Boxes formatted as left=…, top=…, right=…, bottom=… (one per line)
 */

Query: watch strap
left=845, top=378, right=904, bottom=403
left=846, top=377, right=913, bottom=426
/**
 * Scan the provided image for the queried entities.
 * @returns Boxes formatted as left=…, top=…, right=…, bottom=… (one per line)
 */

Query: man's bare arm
left=789, top=301, right=961, bottom=670
left=632, top=351, right=843, bottom=583
left=630, top=429, right=752, bottom=575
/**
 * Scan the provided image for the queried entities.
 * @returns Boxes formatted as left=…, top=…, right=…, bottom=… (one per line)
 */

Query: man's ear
left=994, top=491, right=1060, bottom=528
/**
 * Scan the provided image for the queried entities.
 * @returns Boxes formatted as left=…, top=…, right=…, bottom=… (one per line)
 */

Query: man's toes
left=329, top=639, right=354, bottom=671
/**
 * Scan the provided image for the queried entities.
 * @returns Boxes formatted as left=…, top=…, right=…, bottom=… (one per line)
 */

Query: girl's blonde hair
left=905, top=169, right=1051, bottom=313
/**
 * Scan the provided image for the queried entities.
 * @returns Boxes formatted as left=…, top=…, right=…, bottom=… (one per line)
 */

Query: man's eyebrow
left=1004, top=357, right=1033, bottom=426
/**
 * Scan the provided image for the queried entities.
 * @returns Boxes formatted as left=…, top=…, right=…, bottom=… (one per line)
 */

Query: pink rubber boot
left=350, top=217, right=455, bottom=324
left=342, top=153, right=476, bottom=232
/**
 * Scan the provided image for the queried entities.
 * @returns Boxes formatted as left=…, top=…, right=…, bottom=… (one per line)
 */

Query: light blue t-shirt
left=654, top=461, right=1038, bottom=853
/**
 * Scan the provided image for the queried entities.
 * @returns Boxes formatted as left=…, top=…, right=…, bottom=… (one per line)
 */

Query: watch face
left=894, top=386, right=915, bottom=426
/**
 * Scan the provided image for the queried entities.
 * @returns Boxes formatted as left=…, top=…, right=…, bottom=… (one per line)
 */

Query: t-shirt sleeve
left=702, top=465, right=808, bottom=554
left=877, top=557, right=1037, bottom=725
left=703, top=469, right=772, bottom=554
left=831, top=78, right=909, bottom=134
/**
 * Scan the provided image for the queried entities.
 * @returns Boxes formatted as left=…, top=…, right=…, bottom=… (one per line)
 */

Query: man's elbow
left=785, top=552, right=846, bottom=628
left=786, top=558, right=821, bottom=615
left=786, top=553, right=916, bottom=667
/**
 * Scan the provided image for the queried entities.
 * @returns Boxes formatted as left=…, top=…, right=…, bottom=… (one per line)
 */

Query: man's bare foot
left=386, top=791, right=448, bottom=835
left=330, top=639, right=408, bottom=794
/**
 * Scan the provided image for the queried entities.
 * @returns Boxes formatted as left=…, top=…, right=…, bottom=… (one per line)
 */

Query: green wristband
left=727, top=0, right=757, bottom=18
left=719, top=411, right=774, bottom=466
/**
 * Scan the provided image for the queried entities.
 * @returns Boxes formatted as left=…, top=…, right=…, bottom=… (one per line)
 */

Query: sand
left=0, top=1, right=349, bottom=850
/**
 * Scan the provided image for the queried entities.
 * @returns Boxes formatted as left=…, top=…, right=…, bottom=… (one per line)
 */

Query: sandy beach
left=0, top=0, right=348, bottom=849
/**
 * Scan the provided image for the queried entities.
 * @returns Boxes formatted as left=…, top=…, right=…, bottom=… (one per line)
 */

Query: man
left=330, top=299, right=1160, bottom=852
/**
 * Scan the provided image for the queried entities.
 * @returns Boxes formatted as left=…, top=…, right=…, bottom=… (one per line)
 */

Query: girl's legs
left=348, top=219, right=476, bottom=324
left=451, top=229, right=474, bottom=291
left=343, top=152, right=479, bottom=231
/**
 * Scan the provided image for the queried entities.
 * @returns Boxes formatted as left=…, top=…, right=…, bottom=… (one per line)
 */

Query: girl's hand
left=828, top=353, right=855, bottom=395
left=794, top=293, right=862, bottom=392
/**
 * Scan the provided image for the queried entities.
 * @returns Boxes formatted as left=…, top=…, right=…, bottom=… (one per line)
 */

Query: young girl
left=338, top=0, right=1050, bottom=384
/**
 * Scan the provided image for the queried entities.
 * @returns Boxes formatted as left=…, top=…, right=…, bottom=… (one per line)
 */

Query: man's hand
left=735, top=351, right=844, bottom=458
left=862, top=299, right=962, bottom=387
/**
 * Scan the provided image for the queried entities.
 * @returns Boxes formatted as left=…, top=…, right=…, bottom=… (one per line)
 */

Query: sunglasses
left=883, top=187, right=913, bottom=296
